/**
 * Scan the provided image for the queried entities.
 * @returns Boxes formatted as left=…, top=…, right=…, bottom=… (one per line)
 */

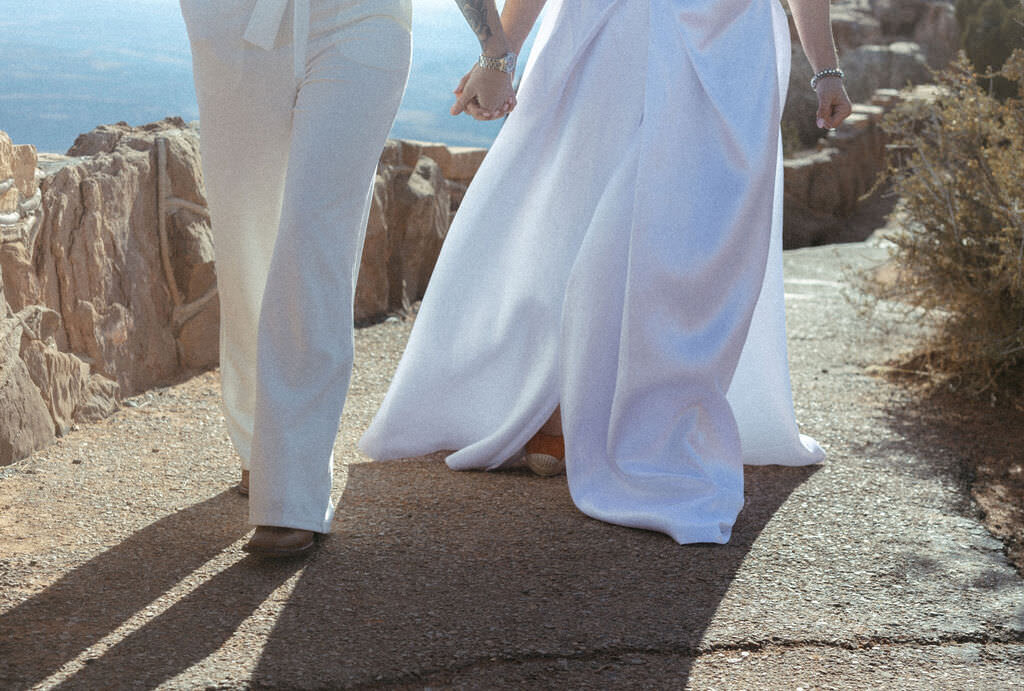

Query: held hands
left=814, top=77, right=853, bottom=130
left=451, top=65, right=516, bottom=121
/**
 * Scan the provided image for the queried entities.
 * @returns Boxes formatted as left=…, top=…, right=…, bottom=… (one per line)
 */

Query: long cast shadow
left=0, top=491, right=250, bottom=689
left=53, top=556, right=302, bottom=690
left=252, top=459, right=818, bottom=688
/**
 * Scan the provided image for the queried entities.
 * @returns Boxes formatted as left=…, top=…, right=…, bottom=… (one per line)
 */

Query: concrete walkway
left=1, top=239, right=1022, bottom=689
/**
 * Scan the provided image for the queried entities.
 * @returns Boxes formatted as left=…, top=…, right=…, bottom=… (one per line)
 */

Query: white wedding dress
left=360, top=0, right=824, bottom=544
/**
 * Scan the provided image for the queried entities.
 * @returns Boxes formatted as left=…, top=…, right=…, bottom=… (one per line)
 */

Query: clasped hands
left=450, top=64, right=516, bottom=121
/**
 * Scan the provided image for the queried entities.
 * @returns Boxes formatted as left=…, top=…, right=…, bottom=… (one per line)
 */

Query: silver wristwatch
left=478, top=51, right=517, bottom=75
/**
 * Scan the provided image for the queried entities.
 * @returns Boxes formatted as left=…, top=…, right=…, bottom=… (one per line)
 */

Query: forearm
left=787, top=0, right=840, bottom=72
left=500, top=0, right=547, bottom=55
left=454, top=0, right=511, bottom=56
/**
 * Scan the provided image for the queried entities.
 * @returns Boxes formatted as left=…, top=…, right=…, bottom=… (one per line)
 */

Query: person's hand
left=814, top=78, right=853, bottom=130
left=451, top=65, right=516, bottom=120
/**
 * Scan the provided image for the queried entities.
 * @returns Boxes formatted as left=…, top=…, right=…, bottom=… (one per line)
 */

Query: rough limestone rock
left=0, top=132, right=39, bottom=226
left=67, top=118, right=220, bottom=378
left=0, top=305, right=56, bottom=465
left=17, top=305, right=120, bottom=435
left=387, top=156, right=451, bottom=313
left=24, top=119, right=219, bottom=395
left=1, top=131, right=43, bottom=305
left=841, top=42, right=932, bottom=102
left=911, top=2, right=960, bottom=68
left=355, top=173, right=394, bottom=320
left=356, top=147, right=454, bottom=320
left=829, top=2, right=884, bottom=53
left=2, top=129, right=126, bottom=465
left=867, top=0, right=959, bottom=67
left=0, top=300, right=119, bottom=465
left=783, top=89, right=899, bottom=248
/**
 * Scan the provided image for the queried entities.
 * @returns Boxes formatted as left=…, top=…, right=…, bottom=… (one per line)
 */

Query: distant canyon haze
left=0, top=0, right=518, bottom=153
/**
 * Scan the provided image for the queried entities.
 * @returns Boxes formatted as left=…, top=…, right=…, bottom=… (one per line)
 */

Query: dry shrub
left=956, top=0, right=1023, bottom=99
left=877, top=51, right=1024, bottom=404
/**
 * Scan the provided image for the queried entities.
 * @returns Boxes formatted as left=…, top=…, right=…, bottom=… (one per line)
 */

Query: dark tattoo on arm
left=455, top=0, right=493, bottom=44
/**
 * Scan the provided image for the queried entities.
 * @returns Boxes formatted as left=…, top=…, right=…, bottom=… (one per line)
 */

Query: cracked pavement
left=1, top=239, right=1022, bottom=689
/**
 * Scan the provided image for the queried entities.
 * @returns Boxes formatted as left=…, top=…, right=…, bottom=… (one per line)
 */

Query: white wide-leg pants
left=180, top=0, right=411, bottom=532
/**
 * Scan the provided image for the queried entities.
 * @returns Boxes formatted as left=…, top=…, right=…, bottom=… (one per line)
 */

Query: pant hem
left=248, top=509, right=334, bottom=534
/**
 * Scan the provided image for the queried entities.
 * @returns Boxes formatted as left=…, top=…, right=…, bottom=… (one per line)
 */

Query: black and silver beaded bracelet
left=810, top=67, right=845, bottom=89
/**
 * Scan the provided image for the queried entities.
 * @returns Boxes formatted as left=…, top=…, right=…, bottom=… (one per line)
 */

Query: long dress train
left=360, top=0, right=824, bottom=544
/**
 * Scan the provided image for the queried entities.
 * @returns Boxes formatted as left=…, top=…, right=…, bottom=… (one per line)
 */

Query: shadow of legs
left=0, top=491, right=249, bottom=688
left=251, top=461, right=818, bottom=687
left=54, top=556, right=303, bottom=690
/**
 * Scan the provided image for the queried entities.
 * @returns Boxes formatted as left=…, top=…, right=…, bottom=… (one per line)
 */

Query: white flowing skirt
left=360, top=0, right=823, bottom=544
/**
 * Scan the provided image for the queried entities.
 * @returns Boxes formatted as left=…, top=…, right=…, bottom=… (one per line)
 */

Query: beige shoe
left=237, top=469, right=250, bottom=496
left=524, top=431, right=565, bottom=477
left=242, top=526, right=318, bottom=558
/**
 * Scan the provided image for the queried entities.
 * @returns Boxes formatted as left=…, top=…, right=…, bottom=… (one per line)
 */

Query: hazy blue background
left=0, top=0, right=529, bottom=153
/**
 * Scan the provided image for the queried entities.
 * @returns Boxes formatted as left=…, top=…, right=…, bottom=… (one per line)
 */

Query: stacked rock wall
left=356, top=139, right=485, bottom=320
left=0, top=123, right=476, bottom=465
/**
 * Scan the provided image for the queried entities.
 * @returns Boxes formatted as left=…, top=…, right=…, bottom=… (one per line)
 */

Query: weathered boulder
left=829, top=2, right=884, bottom=53
left=18, top=119, right=218, bottom=396
left=868, top=0, right=959, bottom=67
left=783, top=90, right=900, bottom=248
left=2, top=129, right=125, bottom=464
left=355, top=173, right=395, bottom=321
left=17, top=305, right=120, bottom=434
left=356, top=149, right=455, bottom=320
left=0, top=305, right=56, bottom=465
left=0, top=301, right=119, bottom=465
left=0, top=132, right=38, bottom=226
left=911, top=2, right=959, bottom=68
left=842, top=42, right=933, bottom=102
left=871, top=0, right=929, bottom=34
left=1, top=131, right=43, bottom=306
left=389, top=139, right=487, bottom=185
left=386, top=156, right=451, bottom=314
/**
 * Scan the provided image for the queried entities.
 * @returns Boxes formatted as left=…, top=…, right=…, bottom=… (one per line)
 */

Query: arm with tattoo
left=451, top=0, right=515, bottom=116
left=450, top=0, right=547, bottom=119
left=454, top=0, right=509, bottom=57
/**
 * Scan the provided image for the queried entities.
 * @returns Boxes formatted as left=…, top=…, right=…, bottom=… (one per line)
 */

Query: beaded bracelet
left=810, top=67, right=845, bottom=89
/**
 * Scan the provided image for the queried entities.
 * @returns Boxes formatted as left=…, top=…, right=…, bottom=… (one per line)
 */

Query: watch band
left=478, top=51, right=517, bottom=75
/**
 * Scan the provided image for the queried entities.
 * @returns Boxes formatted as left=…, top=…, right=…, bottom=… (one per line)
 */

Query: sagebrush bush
left=955, top=0, right=1023, bottom=98
left=878, top=51, right=1024, bottom=403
